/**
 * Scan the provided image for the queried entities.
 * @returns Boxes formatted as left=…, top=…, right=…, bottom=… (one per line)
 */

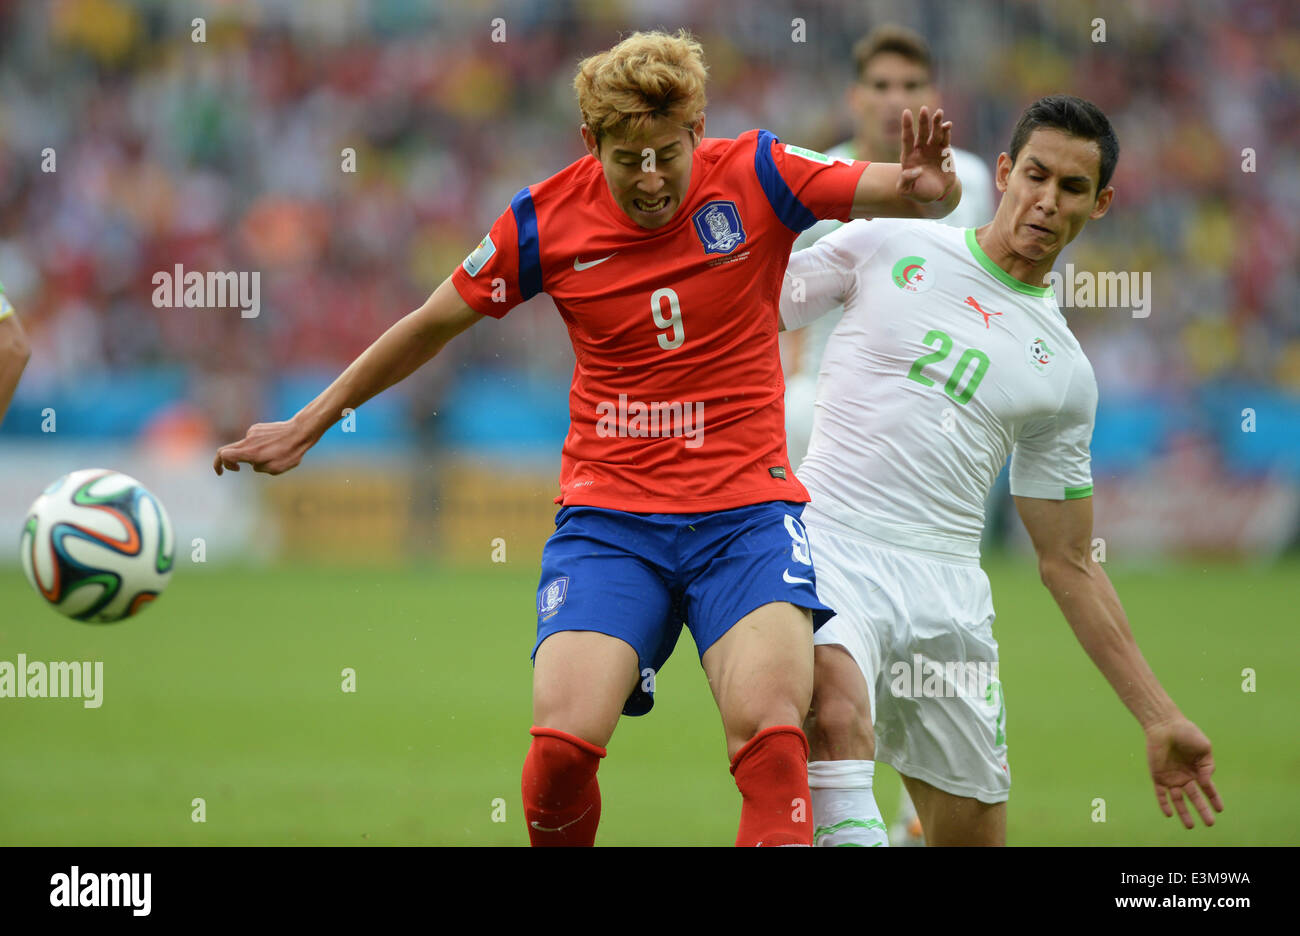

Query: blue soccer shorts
left=532, top=500, right=834, bottom=716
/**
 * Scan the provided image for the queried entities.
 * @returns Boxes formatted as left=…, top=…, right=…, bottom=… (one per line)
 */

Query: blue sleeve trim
left=510, top=187, right=543, bottom=301
left=753, top=130, right=819, bottom=233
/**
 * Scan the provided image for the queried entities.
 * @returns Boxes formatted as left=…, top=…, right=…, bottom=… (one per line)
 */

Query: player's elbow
left=1036, top=548, right=1090, bottom=590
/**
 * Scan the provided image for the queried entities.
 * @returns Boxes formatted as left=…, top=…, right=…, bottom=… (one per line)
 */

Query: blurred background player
left=784, top=25, right=994, bottom=471
left=782, top=23, right=995, bottom=847
left=782, top=96, right=1222, bottom=845
left=0, top=280, right=30, bottom=427
left=214, top=30, right=961, bottom=846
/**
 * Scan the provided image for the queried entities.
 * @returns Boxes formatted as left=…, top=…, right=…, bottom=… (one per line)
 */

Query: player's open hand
left=1144, top=716, right=1224, bottom=829
left=897, top=106, right=956, bottom=207
left=213, top=419, right=312, bottom=476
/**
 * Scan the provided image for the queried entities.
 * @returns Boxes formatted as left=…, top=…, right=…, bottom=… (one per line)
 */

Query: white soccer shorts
left=805, top=505, right=1010, bottom=804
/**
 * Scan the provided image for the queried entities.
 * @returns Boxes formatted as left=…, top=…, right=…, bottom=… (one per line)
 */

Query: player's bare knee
left=532, top=632, right=636, bottom=748
left=729, top=697, right=806, bottom=743
left=532, top=695, right=619, bottom=749
left=903, top=776, right=1005, bottom=846
left=532, top=672, right=626, bottom=748
left=807, top=645, right=872, bottom=758
left=706, top=602, right=814, bottom=754
left=807, top=689, right=872, bottom=759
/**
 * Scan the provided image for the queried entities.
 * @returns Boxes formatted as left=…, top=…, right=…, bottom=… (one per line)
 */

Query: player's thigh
left=531, top=506, right=679, bottom=743
left=874, top=555, right=1009, bottom=817
left=901, top=773, right=1006, bottom=846
left=798, top=512, right=900, bottom=761
left=805, top=643, right=875, bottom=761
left=700, top=600, right=814, bottom=760
left=684, top=501, right=833, bottom=757
left=533, top=630, right=640, bottom=748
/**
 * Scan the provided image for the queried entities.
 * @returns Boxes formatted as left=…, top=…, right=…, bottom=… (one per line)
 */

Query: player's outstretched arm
left=0, top=311, right=32, bottom=428
left=1014, top=495, right=1225, bottom=829
left=850, top=106, right=961, bottom=221
left=214, top=275, right=482, bottom=476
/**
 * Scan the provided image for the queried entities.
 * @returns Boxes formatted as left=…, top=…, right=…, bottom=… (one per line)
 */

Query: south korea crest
left=692, top=200, right=746, bottom=255
left=538, top=576, right=569, bottom=619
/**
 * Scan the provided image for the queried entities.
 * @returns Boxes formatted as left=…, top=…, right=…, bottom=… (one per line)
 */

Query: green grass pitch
left=1, top=557, right=1297, bottom=845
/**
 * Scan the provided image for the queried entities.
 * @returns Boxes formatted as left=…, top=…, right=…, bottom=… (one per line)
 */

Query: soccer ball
left=19, top=469, right=175, bottom=623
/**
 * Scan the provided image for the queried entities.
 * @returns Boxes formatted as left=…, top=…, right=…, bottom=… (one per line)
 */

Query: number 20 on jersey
left=905, top=329, right=989, bottom=405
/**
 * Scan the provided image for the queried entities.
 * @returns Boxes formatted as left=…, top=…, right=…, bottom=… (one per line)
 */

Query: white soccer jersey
left=791, top=144, right=994, bottom=379
left=782, top=219, right=1097, bottom=558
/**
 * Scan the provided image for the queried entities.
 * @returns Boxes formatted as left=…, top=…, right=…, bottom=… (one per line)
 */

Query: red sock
left=730, top=725, right=813, bottom=846
left=521, top=726, right=606, bottom=847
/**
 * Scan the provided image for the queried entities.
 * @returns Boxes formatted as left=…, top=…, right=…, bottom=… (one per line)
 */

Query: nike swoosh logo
left=783, top=569, right=813, bottom=585
left=529, top=804, right=593, bottom=833
left=573, top=253, right=616, bottom=271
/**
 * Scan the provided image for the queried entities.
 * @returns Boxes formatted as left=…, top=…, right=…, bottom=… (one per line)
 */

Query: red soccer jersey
left=451, top=130, right=867, bottom=513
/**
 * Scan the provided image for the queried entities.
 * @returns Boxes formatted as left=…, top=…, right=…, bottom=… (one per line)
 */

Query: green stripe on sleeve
left=1064, top=484, right=1093, bottom=499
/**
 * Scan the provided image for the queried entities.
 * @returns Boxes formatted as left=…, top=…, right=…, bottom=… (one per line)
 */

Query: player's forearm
left=293, top=281, right=470, bottom=442
left=1041, top=558, right=1182, bottom=730
left=851, top=163, right=961, bottom=220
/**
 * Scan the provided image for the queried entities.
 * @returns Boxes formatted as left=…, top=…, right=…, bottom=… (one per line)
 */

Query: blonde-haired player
left=216, top=29, right=963, bottom=846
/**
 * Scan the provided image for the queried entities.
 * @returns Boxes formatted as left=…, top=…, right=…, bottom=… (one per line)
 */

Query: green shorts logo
left=891, top=256, right=933, bottom=293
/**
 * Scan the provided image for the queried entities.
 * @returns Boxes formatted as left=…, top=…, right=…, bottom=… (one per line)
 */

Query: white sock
left=808, top=759, right=889, bottom=847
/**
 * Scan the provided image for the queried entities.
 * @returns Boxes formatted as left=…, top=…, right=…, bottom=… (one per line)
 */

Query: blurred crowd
left=0, top=0, right=1297, bottom=445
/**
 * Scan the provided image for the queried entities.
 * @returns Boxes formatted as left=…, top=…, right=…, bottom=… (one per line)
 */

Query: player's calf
left=805, top=644, right=888, bottom=846
left=805, top=645, right=874, bottom=761
left=901, top=774, right=1006, bottom=846
left=525, top=631, right=638, bottom=846
left=522, top=726, right=606, bottom=846
left=703, top=601, right=816, bottom=845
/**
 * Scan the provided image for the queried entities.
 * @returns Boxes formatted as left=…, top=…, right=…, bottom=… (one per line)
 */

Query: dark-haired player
left=781, top=23, right=997, bottom=846
left=784, top=24, right=995, bottom=473
left=784, top=95, right=1222, bottom=845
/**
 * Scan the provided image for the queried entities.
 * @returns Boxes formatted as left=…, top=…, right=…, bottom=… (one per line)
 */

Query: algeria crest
left=1025, top=336, right=1054, bottom=374
left=891, top=255, right=933, bottom=293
